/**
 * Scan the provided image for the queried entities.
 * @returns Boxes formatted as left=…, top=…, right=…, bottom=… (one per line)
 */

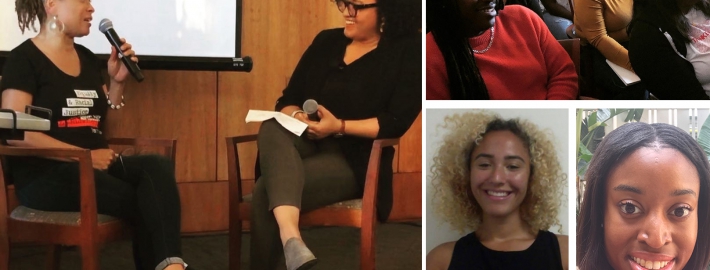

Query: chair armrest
left=362, top=138, right=400, bottom=223
left=0, top=146, right=99, bottom=233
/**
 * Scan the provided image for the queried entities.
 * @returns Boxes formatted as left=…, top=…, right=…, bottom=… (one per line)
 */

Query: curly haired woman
left=426, top=111, right=568, bottom=270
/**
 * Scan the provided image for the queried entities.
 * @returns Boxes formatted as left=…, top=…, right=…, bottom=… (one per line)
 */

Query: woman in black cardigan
left=628, top=0, right=710, bottom=100
left=249, top=0, right=421, bottom=269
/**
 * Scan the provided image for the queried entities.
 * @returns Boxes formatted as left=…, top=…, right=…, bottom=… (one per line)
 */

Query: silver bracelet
left=290, top=110, right=304, bottom=118
left=107, top=94, right=125, bottom=109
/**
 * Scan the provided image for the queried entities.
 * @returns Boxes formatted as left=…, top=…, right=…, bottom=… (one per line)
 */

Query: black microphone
left=303, top=99, right=320, bottom=121
left=99, top=18, right=144, bottom=82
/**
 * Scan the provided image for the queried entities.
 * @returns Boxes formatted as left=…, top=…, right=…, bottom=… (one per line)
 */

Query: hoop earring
left=47, top=15, right=65, bottom=34
left=379, top=18, right=385, bottom=33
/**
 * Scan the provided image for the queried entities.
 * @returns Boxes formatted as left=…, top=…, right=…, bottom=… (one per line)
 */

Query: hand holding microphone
left=99, top=19, right=144, bottom=83
left=302, top=99, right=343, bottom=140
left=302, top=99, right=321, bottom=121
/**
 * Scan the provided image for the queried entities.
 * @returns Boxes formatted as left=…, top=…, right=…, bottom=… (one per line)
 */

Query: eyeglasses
left=333, top=0, right=378, bottom=17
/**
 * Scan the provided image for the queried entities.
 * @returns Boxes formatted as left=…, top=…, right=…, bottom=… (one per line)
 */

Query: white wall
left=425, top=108, right=570, bottom=253
left=0, top=0, right=237, bottom=57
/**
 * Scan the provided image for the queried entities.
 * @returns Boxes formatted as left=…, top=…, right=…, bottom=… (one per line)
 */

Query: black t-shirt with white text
left=1, top=39, right=108, bottom=149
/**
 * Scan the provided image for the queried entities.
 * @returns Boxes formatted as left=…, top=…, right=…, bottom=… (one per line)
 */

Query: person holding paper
left=627, top=0, right=710, bottom=100
left=249, top=0, right=421, bottom=269
left=574, top=0, right=647, bottom=99
left=426, top=0, right=578, bottom=100
left=0, top=1, right=192, bottom=269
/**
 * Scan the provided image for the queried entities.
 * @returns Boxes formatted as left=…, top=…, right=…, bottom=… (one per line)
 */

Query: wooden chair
left=226, top=135, right=399, bottom=270
left=0, top=138, right=176, bottom=270
left=559, top=38, right=580, bottom=78
left=558, top=38, right=597, bottom=99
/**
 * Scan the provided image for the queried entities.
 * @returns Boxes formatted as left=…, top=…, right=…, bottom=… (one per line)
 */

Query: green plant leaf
left=579, top=143, right=593, bottom=162
left=698, top=115, right=710, bottom=161
left=587, top=111, right=598, bottom=129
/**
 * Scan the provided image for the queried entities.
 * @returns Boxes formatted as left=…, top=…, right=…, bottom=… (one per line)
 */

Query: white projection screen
left=0, top=0, right=249, bottom=71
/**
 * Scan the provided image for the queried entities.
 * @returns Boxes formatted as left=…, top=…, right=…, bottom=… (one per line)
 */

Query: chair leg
left=360, top=220, right=376, bottom=270
left=80, top=243, right=99, bottom=270
left=229, top=220, right=242, bottom=270
left=45, top=245, right=62, bottom=270
left=0, top=232, right=8, bottom=270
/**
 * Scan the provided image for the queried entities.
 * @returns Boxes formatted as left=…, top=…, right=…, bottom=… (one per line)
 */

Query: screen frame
left=0, top=0, right=248, bottom=73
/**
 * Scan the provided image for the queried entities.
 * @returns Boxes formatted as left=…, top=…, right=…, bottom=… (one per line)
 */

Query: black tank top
left=448, top=230, right=564, bottom=270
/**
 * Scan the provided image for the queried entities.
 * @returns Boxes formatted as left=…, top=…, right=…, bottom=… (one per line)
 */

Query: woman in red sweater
left=426, top=0, right=578, bottom=100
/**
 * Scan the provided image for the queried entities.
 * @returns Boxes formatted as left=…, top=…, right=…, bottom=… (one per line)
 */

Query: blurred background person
left=628, top=0, right=710, bottom=99
left=574, top=0, right=647, bottom=99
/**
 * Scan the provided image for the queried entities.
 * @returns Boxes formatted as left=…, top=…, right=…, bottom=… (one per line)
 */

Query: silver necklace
left=471, top=26, right=495, bottom=54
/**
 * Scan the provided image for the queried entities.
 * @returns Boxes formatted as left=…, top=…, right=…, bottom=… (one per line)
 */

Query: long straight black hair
left=427, top=0, right=504, bottom=100
left=629, top=0, right=710, bottom=44
left=577, top=123, right=710, bottom=270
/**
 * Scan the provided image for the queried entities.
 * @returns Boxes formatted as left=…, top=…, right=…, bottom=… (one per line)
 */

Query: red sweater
left=426, top=5, right=578, bottom=100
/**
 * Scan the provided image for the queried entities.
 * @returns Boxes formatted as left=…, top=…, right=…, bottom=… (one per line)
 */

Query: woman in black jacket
left=628, top=0, right=710, bottom=100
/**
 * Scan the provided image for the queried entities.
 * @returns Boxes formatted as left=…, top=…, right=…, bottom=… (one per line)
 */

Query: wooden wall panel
left=388, top=172, right=423, bottom=221
left=103, top=70, right=217, bottom=183
left=178, top=182, right=229, bottom=233
left=398, top=113, right=422, bottom=172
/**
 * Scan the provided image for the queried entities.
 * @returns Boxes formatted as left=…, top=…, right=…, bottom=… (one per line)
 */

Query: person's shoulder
left=425, top=32, right=443, bottom=59
left=498, top=5, right=548, bottom=35
left=499, top=4, right=539, bottom=20
left=74, top=43, right=99, bottom=59
left=426, top=241, right=456, bottom=270
left=313, top=28, right=346, bottom=43
left=7, top=39, right=37, bottom=56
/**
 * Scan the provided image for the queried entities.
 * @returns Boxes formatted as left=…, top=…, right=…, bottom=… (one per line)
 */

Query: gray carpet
left=8, top=222, right=421, bottom=270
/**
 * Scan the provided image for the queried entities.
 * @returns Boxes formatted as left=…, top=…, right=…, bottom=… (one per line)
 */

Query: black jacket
left=628, top=9, right=710, bottom=100
left=265, top=28, right=422, bottom=221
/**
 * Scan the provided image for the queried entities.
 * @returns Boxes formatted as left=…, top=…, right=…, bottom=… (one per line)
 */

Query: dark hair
left=428, top=0, right=504, bottom=100
left=577, top=122, right=710, bottom=270
left=16, top=0, right=46, bottom=34
left=466, top=118, right=533, bottom=172
left=629, top=0, right=710, bottom=44
left=376, top=0, right=421, bottom=41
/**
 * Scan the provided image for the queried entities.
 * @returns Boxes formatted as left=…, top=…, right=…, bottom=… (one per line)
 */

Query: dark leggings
left=14, top=155, right=182, bottom=270
left=251, top=120, right=361, bottom=270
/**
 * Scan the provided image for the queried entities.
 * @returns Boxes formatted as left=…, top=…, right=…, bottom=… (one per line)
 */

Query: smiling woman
left=577, top=122, right=710, bottom=270
left=426, top=111, right=568, bottom=270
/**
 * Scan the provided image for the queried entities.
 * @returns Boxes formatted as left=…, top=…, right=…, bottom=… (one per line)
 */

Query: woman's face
left=469, top=130, right=531, bottom=218
left=456, top=0, right=498, bottom=36
left=340, top=0, right=380, bottom=41
left=49, top=0, right=95, bottom=37
left=604, top=147, right=699, bottom=270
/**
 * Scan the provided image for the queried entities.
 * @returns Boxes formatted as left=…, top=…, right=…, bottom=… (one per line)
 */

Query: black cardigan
left=269, top=28, right=422, bottom=221
left=628, top=9, right=710, bottom=100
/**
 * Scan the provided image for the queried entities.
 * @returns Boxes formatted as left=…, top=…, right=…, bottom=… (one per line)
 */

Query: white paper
left=245, top=110, right=308, bottom=136
left=606, top=60, right=641, bottom=86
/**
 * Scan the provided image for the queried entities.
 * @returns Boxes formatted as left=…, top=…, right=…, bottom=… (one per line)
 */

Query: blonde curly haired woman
left=426, top=111, right=568, bottom=270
